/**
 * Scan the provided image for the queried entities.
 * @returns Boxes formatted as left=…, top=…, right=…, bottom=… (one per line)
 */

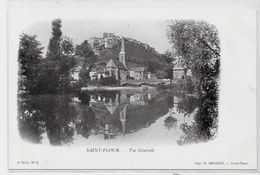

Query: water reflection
left=18, top=89, right=218, bottom=146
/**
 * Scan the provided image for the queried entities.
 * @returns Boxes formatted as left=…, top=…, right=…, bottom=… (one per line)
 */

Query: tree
left=37, top=60, right=60, bottom=94
left=44, top=19, right=76, bottom=93
left=46, top=19, right=62, bottom=59
left=167, top=20, right=220, bottom=145
left=147, top=61, right=157, bottom=73
left=18, top=33, right=43, bottom=94
left=100, top=75, right=119, bottom=86
left=75, top=40, right=96, bottom=67
left=164, top=116, right=178, bottom=130
left=61, top=36, right=74, bottom=56
left=163, top=50, right=176, bottom=64
left=78, top=63, right=90, bottom=86
left=58, top=36, right=76, bottom=93
left=75, top=40, right=97, bottom=87
left=168, top=20, right=220, bottom=78
left=167, top=20, right=220, bottom=94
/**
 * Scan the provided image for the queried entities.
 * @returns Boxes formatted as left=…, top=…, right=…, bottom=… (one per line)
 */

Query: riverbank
left=81, top=86, right=155, bottom=91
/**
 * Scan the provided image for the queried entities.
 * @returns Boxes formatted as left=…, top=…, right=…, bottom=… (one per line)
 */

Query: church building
left=90, top=36, right=146, bottom=81
left=104, top=36, right=128, bottom=80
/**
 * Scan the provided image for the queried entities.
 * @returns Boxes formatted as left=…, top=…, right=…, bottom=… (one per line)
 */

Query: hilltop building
left=89, top=33, right=120, bottom=55
left=89, top=36, right=145, bottom=81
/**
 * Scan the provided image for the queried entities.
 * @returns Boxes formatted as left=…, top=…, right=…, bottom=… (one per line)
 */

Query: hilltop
left=94, top=37, right=171, bottom=79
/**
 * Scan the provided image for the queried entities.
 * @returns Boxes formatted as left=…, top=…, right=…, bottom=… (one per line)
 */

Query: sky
left=24, top=19, right=172, bottom=54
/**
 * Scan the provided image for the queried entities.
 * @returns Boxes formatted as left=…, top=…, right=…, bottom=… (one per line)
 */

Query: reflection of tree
left=77, top=91, right=91, bottom=104
left=18, top=96, right=45, bottom=144
left=39, top=95, right=76, bottom=145
left=164, top=116, right=178, bottom=130
left=75, top=106, right=96, bottom=139
left=177, top=90, right=218, bottom=145
left=177, top=95, right=199, bottom=117
left=18, top=95, right=77, bottom=145
left=126, top=94, right=169, bottom=133
left=44, top=96, right=76, bottom=145
left=178, top=123, right=202, bottom=145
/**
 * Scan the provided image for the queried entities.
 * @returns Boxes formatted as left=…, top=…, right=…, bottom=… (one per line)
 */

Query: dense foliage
left=18, top=19, right=77, bottom=94
left=167, top=20, right=220, bottom=92
left=75, top=40, right=96, bottom=66
left=18, top=34, right=44, bottom=94
left=167, top=20, right=220, bottom=145
left=75, top=40, right=97, bottom=87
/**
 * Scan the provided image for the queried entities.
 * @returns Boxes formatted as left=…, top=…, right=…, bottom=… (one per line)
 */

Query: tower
left=119, top=36, right=126, bottom=66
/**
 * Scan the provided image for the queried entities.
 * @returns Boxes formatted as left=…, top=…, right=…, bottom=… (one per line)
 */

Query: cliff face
left=95, top=38, right=171, bottom=79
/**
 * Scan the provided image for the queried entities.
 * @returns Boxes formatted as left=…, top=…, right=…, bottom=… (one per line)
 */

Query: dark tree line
left=18, top=94, right=95, bottom=145
left=18, top=34, right=44, bottom=94
left=18, top=19, right=96, bottom=94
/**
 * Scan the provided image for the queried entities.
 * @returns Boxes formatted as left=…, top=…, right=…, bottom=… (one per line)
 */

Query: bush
left=100, top=76, right=119, bottom=86
left=87, top=79, right=101, bottom=86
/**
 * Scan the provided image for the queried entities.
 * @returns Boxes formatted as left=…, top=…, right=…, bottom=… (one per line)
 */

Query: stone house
left=172, top=61, right=186, bottom=79
left=89, top=68, right=108, bottom=80
left=129, top=67, right=145, bottom=80
left=172, top=67, right=185, bottom=79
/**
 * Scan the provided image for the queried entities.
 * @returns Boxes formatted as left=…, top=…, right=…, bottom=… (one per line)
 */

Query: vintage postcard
left=7, top=0, right=259, bottom=172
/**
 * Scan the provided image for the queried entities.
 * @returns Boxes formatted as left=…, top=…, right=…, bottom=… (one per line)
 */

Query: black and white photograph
left=6, top=0, right=258, bottom=172
left=17, top=19, right=220, bottom=146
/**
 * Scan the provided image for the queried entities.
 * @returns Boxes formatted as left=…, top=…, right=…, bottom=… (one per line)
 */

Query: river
left=17, top=89, right=218, bottom=146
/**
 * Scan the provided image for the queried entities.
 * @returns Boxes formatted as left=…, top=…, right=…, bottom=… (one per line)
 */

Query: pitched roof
left=105, top=59, right=128, bottom=70
left=105, top=103, right=118, bottom=114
